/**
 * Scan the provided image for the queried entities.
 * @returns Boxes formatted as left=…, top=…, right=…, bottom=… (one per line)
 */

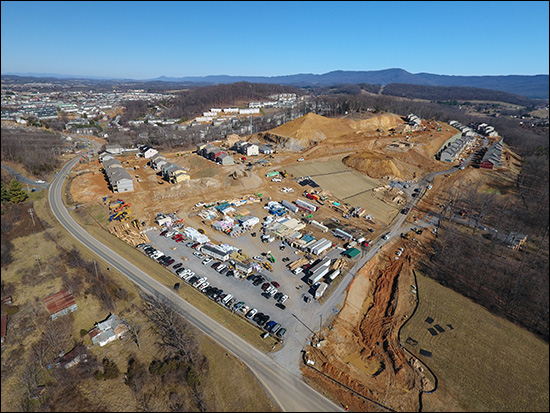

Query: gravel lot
left=144, top=226, right=349, bottom=375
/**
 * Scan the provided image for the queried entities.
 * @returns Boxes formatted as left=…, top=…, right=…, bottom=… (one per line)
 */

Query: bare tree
left=126, top=321, right=141, bottom=349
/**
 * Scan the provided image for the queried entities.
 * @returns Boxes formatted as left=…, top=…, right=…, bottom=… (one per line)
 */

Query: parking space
left=141, top=230, right=320, bottom=339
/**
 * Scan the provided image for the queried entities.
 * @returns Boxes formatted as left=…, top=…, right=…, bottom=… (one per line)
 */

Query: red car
left=271, top=281, right=280, bottom=288
left=261, top=282, right=271, bottom=291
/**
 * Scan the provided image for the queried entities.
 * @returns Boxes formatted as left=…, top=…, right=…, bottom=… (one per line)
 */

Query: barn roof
left=43, top=289, right=76, bottom=316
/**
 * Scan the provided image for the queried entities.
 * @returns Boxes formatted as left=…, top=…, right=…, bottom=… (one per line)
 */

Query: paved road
left=1, top=163, right=50, bottom=190
left=48, top=157, right=343, bottom=412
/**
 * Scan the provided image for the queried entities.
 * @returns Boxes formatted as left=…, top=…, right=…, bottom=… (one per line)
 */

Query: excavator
left=113, top=202, right=131, bottom=213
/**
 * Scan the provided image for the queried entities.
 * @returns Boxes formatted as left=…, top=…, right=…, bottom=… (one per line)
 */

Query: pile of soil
left=342, top=151, right=404, bottom=179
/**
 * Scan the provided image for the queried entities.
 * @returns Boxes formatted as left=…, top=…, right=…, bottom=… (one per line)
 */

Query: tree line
left=1, top=127, right=65, bottom=176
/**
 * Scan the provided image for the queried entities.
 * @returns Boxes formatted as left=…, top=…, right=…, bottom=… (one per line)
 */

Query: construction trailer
left=296, top=198, right=318, bottom=213
left=327, top=268, right=341, bottom=281
left=315, top=282, right=328, bottom=299
left=308, top=266, right=329, bottom=285
left=281, top=199, right=299, bottom=214
left=307, top=257, right=332, bottom=275
left=199, top=243, right=230, bottom=261
left=309, top=220, right=329, bottom=232
left=308, top=238, right=332, bottom=255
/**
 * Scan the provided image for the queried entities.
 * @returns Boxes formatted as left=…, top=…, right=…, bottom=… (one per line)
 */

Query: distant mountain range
left=152, top=69, right=549, bottom=99
left=3, top=68, right=548, bottom=99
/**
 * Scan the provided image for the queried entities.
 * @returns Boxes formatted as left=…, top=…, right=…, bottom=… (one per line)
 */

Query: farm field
left=286, top=158, right=399, bottom=225
left=400, top=270, right=549, bottom=412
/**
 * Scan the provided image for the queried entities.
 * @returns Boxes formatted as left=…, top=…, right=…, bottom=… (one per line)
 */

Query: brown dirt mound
left=342, top=151, right=404, bottom=179
left=268, top=113, right=355, bottom=142
left=351, top=113, right=404, bottom=133
left=261, top=112, right=404, bottom=151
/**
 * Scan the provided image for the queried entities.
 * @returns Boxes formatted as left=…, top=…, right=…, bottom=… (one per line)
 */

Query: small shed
left=343, top=247, right=360, bottom=258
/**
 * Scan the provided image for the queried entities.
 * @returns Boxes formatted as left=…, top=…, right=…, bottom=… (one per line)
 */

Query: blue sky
left=1, top=1, right=548, bottom=79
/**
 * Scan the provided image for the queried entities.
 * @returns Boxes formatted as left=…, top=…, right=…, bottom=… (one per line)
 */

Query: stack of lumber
left=108, top=222, right=150, bottom=246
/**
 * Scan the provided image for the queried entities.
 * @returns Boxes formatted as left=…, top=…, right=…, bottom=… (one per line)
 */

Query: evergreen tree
left=8, top=179, right=28, bottom=203
left=1, top=181, right=11, bottom=204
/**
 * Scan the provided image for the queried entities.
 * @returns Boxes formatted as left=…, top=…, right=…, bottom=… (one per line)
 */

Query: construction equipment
left=268, top=253, right=276, bottom=263
left=109, top=199, right=124, bottom=210
left=109, top=210, right=125, bottom=221
left=113, top=202, right=131, bottom=213
left=263, top=262, right=273, bottom=272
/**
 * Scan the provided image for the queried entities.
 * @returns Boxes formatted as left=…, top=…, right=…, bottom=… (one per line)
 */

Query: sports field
left=400, top=271, right=549, bottom=412
left=287, top=159, right=400, bottom=225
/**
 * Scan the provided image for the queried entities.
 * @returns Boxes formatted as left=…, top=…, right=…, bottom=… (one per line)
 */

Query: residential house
left=217, top=152, right=235, bottom=165
left=140, top=145, right=158, bottom=159
left=105, top=144, right=123, bottom=154
left=88, top=313, right=128, bottom=347
left=505, top=231, right=527, bottom=250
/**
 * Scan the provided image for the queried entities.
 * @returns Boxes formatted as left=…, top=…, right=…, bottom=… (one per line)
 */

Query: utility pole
left=85, top=137, right=91, bottom=162
left=28, top=208, right=36, bottom=226
left=35, top=255, right=43, bottom=274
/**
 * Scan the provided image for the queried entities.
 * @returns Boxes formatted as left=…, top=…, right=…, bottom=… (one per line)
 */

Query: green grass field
left=400, top=271, right=549, bottom=412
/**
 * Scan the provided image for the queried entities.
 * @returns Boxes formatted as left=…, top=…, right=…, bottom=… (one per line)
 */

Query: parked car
left=173, top=283, right=180, bottom=290
left=259, top=314, right=270, bottom=327
left=246, top=308, right=258, bottom=319
left=276, top=327, right=287, bottom=338
left=275, top=303, right=286, bottom=310
left=261, top=282, right=271, bottom=291
left=271, top=323, right=281, bottom=334
left=202, top=257, right=213, bottom=265
left=236, top=305, right=249, bottom=315
left=271, top=281, right=280, bottom=288
left=278, top=294, right=288, bottom=304
left=193, top=251, right=204, bottom=258
left=265, top=320, right=277, bottom=332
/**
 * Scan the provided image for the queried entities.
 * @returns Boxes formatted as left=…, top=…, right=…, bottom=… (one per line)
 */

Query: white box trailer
left=281, top=199, right=299, bottom=213
left=310, top=220, right=329, bottom=232
left=311, top=239, right=332, bottom=255
left=308, top=266, right=329, bottom=285
left=328, top=268, right=341, bottom=281
left=315, top=282, right=328, bottom=299
left=307, top=257, right=331, bottom=275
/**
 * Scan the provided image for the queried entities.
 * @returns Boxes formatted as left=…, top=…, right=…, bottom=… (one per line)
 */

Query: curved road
left=48, top=157, right=343, bottom=412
